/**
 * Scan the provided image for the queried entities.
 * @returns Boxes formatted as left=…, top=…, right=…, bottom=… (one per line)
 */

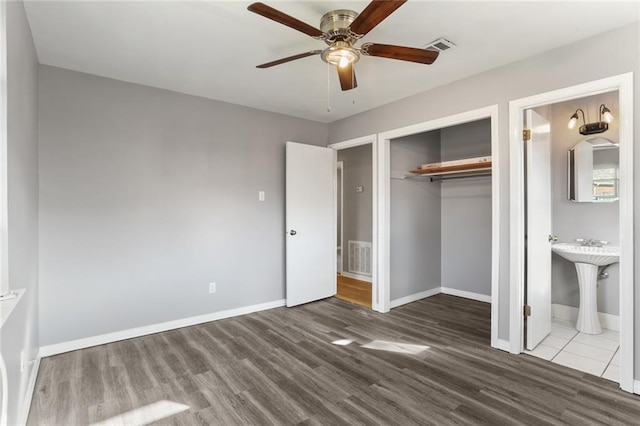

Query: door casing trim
left=508, top=73, right=634, bottom=392
left=328, top=135, right=378, bottom=309
left=376, top=105, right=501, bottom=350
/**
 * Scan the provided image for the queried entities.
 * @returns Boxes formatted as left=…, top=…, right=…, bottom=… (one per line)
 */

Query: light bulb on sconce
left=567, top=104, right=614, bottom=135
left=600, top=104, right=613, bottom=123
left=567, top=109, right=582, bottom=130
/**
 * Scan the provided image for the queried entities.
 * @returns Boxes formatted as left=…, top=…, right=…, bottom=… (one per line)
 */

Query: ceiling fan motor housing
left=320, top=9, right=359, bottom=43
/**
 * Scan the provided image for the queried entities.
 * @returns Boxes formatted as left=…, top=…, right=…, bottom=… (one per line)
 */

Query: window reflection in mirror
left=568, top=137, right=619, bottom=203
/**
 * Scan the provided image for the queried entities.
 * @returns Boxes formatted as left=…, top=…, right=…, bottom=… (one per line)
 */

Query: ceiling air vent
left=422, top=38, right=456, bottom=53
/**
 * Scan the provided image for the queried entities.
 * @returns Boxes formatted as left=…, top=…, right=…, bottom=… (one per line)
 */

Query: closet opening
left=377, top=106, right=501, bottom=348
left=388, top=118, right=492, bottom=311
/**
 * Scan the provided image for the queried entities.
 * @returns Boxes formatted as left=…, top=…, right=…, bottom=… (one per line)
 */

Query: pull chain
left=327, top=63, right=331, bottom=113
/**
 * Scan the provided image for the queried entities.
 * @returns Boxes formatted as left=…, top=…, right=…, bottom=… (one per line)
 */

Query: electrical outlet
left=209, top=282, right=216, bottom=294
left=258, top=191, right=265, bottom=201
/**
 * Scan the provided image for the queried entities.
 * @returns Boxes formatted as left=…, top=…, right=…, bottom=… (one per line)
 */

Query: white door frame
left=377, top=105, right=501, bottom=349
left=337, top=161, right=344, bottom=274
left=508, top=73, right=634, bottom=392
left=328, top=135, right=378, bottom=310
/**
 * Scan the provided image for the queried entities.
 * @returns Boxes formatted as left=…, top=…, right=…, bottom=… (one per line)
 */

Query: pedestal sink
left=551, top=243, right=619, bottom=334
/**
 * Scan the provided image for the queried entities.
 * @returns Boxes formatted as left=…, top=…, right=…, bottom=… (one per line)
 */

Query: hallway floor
left=525, top=318, right=619, bottom=382
left=336, top=274, right=372, bottom=308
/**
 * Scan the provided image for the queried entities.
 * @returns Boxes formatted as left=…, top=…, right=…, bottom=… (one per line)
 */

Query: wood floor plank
left=28, top=295, right=640, bottom=425
left=336, top=275, right=372, bottom=308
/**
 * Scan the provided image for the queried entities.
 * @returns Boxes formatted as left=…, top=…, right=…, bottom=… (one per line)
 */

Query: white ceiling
left=23, top=1, right=640, bottom=123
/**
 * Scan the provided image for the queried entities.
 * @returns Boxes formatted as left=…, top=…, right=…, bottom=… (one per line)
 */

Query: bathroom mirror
left=568, top=137, right=619, bottom=203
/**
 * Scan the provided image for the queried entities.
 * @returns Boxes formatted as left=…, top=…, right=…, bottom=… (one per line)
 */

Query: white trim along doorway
left=508, top=73, right=634, bottom=393
left=328, top=135, right=378, bottom=310
left=376, top=105, right=501, bottom=349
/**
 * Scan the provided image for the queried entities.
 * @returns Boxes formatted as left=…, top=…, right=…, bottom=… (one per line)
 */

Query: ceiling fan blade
left=256, top=50, right=322, bottom=69
left=248, top=2, right=324, bottom=38
left=361, top=43, right=439, bottom=64
left=349, top=0, right=407, bottom=37
left=337, top=63, right=357, bottom=91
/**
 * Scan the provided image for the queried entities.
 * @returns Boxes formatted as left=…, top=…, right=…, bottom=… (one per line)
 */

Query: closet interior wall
left=390, top=131, right=442, bottom=301
left=389, top=119, right=492, bottom=304
left=440, top=120, right=492, bottom=297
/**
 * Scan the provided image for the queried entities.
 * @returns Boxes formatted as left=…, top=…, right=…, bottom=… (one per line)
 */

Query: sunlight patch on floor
left=332, top=339, right=353, bottom=346
left=361, top=340, right=430, bottom=355
left=90, top=400, right=189, bottom=426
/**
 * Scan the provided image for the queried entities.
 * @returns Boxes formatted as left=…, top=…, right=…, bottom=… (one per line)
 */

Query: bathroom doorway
left=329, top=135, right=377, bottom=310
left=509, top=73, right=634, bottom=392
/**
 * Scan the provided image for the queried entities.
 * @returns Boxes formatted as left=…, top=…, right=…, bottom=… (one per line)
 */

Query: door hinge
left=523, top=129, right=531, bottom=141
left=524, top=304, right=531, bottom=317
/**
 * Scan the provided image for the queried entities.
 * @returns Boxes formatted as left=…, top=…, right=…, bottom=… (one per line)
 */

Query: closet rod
left=428, top=172, right=491, bottom=182
left=395, top=171, right=492, bottom=181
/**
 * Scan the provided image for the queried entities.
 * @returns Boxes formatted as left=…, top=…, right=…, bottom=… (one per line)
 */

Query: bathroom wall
left=337, top=144, right=372, bottom=274
left=542, top=92, right=620, bottom=315
left=440, top=120, right=492, bottom=296
left=389, top=131, right=441, bottom=300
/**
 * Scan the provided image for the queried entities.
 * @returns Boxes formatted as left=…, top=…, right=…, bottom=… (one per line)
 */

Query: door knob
left=548, top=234, right=558, bottom=242
left=289, top=230, right=297, bottom=236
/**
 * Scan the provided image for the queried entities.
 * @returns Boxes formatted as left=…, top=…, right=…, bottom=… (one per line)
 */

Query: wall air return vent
left=348, top=240, right=372, bottom=276
left=422, top=38, right=457, bottom=53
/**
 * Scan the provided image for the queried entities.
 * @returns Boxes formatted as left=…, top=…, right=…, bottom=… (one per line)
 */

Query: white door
left=286, top=141, right=336, bottom=307
left=526, top=110, right=553, bottom=350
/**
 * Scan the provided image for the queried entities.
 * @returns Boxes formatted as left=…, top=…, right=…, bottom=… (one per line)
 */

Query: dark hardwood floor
left=29, top=295, right=640, bottom=425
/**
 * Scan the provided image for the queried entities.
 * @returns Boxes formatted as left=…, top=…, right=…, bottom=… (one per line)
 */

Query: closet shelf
left=406, top=161, right=492, bottom=181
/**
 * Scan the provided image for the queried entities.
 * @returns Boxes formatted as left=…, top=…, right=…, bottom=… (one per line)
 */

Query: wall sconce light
left=567, top=104, right=614, bottom=135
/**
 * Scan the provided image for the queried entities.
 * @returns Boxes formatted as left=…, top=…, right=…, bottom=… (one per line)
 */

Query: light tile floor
left=525, top=318, right=619, bottom=382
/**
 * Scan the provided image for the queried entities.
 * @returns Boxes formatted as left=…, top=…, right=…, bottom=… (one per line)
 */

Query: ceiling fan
left=247, top=0, right=439, bottom=91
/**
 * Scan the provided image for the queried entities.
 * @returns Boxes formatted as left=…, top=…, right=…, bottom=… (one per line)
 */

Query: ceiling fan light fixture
left=249, top=1, right=438, bottom=92
left=321, top=42, right=360, bottom=68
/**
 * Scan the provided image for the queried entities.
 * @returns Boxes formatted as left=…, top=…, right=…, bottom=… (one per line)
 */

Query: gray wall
left=38, top=66, right=327, bottom=346
left=328, top=22, right=639, bottom=360
left=545, top=92, right=620, bottom=315
left=390, top=131, right=441, bottom=300
left=337, top=144, right=372, bottom=273
left=440, top=120, right=492, bottom=295
left=1, top=1, right=40, bottom=424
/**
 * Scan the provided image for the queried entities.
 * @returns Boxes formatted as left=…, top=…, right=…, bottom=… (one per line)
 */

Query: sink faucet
left=576, top=238, right=608, bottom=247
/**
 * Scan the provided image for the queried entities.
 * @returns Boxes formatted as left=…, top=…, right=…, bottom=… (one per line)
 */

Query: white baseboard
left=441, top=287, right=491, bottom=303
left=339, top=271, right=372, bottom=283
left=493, top=339, right=510, bottom=352
left=551, top=303, right=620, bottom=332
left=18, top=351, right=40, bottom=426
left=390, top=286, right=492, bottom=309
left=390, top=287, right=440, bottom=308
left=40, top=299, right=286, bottom=358
left=634, top=380, right=640, bottom=395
